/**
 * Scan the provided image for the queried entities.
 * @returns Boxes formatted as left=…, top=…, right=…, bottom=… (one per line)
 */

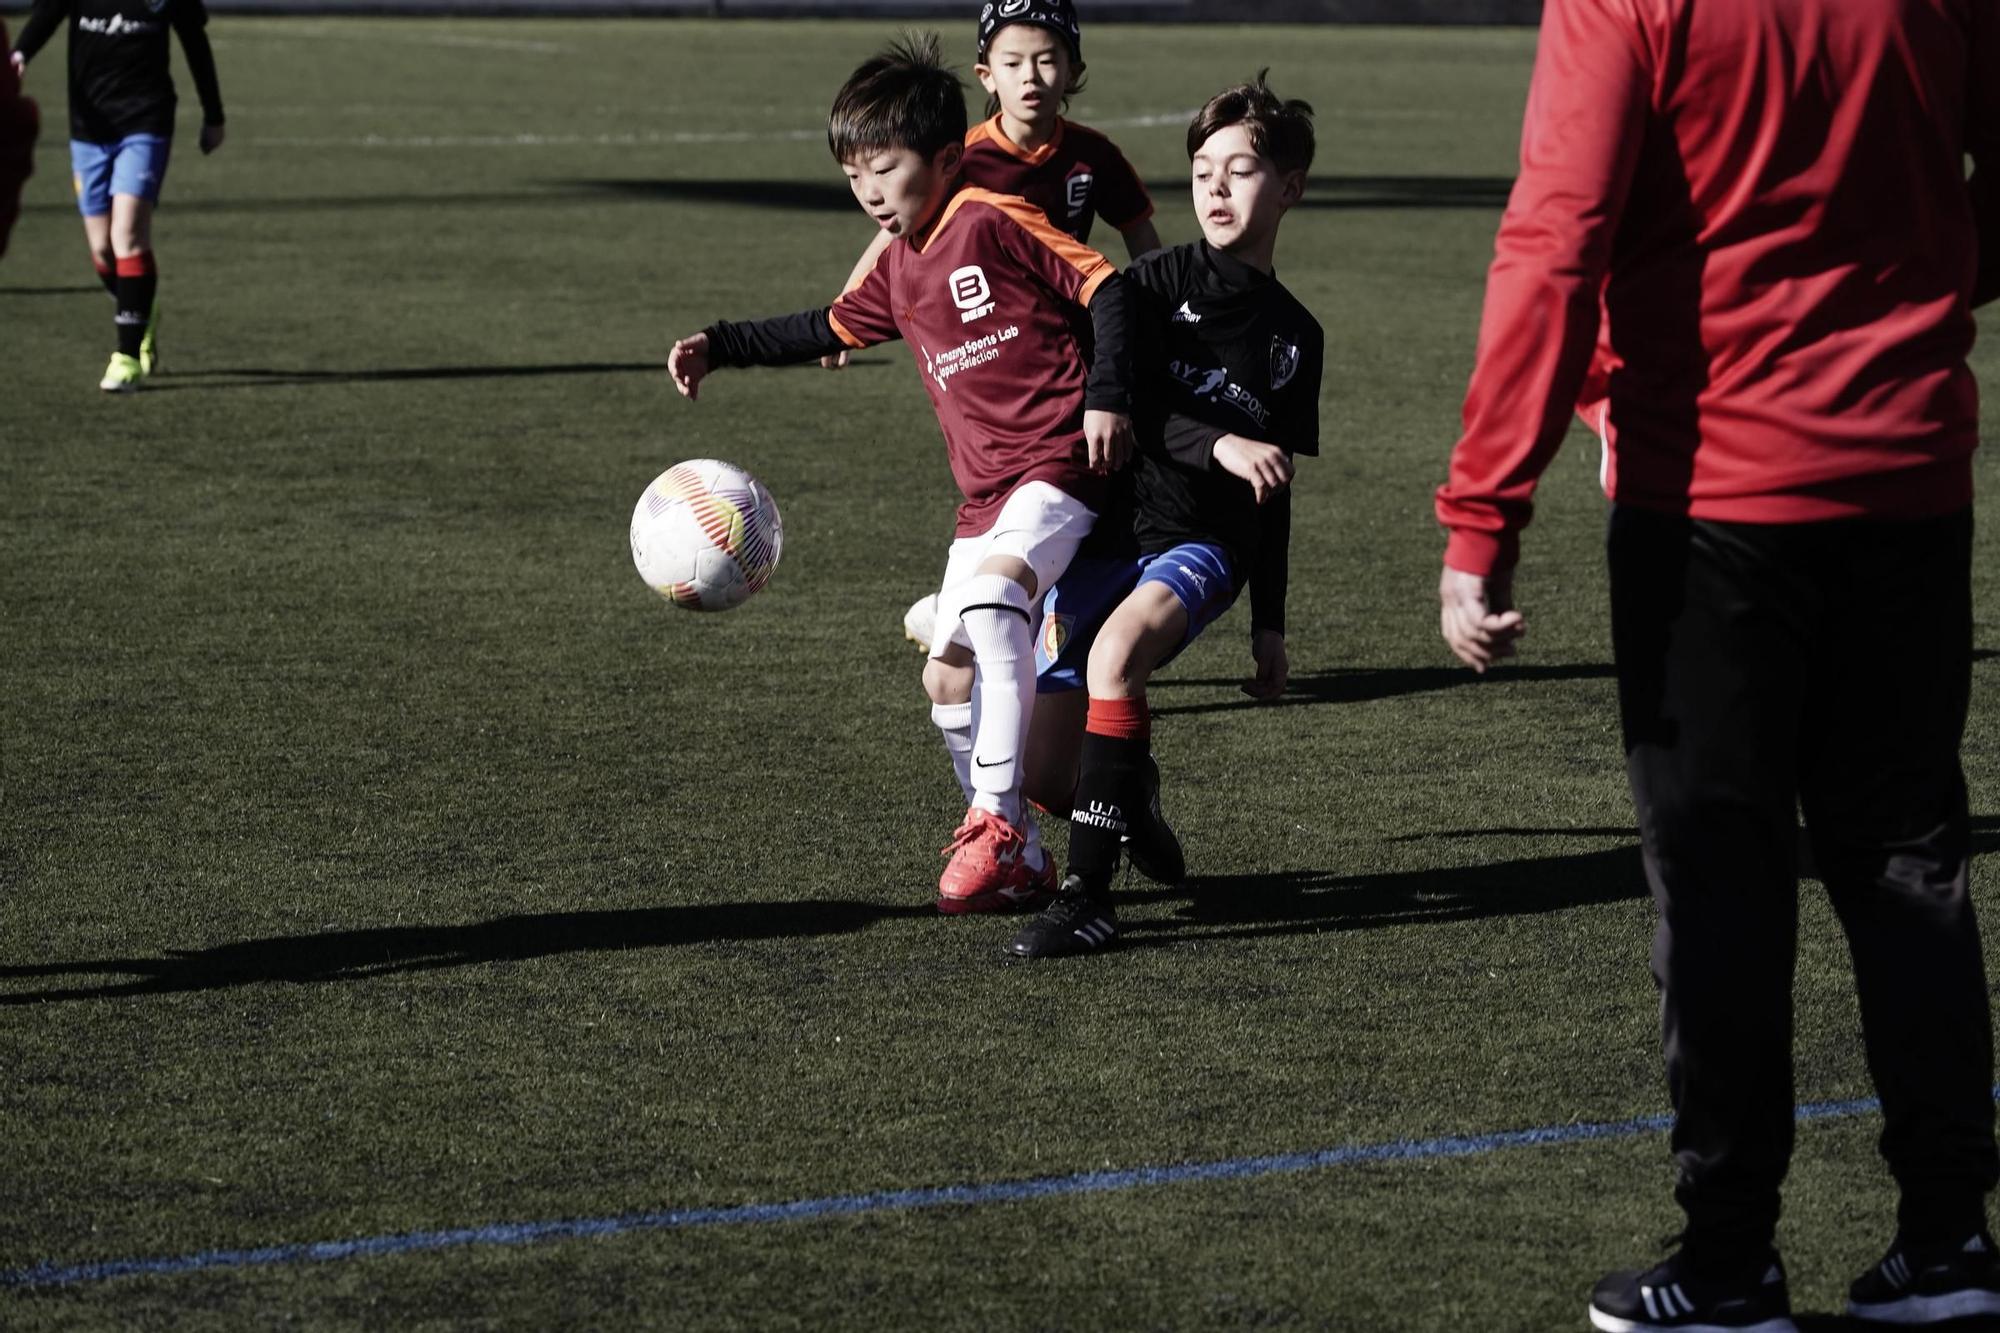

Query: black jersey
left=12, top=0, right=222, bottom=143
left=1124, top=240, right=1322, bottom=636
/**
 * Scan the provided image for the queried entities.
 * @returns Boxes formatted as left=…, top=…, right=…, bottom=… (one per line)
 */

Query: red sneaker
left=937, top=808, right=1053, bottom=914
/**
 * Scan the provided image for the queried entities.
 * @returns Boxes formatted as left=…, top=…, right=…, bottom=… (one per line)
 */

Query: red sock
left=1084, top=695, right=1150, bottom=741
left=92, top=255, right=117, bottom=297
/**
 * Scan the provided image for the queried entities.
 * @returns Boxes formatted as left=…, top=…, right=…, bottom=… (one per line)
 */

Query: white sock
left=956, top=573, right=1036, bottom=827
left=1020, top=808, right=1046, bottom=870
left=931, top=700, right=975, bottom=805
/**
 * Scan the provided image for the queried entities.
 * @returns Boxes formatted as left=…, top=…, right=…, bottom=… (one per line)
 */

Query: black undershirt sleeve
left=1159, top=414, right=1226, bottom=471
left=173, top=4, right=224, bottom=125
left=1083, top=270, right=1134, bottom=415
left=704, top=310, right=848, bottom=367
left=11, top=0, right=68, bottom=64
left=1248, top=486, right=1292, bottom=639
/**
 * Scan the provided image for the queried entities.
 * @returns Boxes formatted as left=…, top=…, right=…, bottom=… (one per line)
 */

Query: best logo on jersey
left=950, top=265, right=997, bottom=323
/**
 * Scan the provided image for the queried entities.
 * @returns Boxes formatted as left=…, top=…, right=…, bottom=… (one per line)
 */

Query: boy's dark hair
left=1187, top=71, right=1316, bottom=177
left=828, top=32, right=968, bottom=164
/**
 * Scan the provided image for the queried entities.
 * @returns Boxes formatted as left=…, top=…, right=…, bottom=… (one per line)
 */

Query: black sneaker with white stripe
left=1589, top=1250, right=1794, bottom=1332
left=1006, top=878, right=1118, bottom=959
left=1847, top=1231, right=2000, bottom=1324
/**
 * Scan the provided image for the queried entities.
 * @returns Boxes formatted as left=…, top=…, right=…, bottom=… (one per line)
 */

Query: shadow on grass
left=142, top=361, right=663, bottom=391
left=16, top=823, right=2000, bottom=1005
left=1116, top=840, right=1646, bottom=949
left=0, top=284, right=103, bottom=295
left=141, top=359, right=894, bottom=391
left=0, top=900, right=929, bottom=1005
left=563, top=174, right=1517, bottom=214
left=1149, top=662, right=1616, bottom=716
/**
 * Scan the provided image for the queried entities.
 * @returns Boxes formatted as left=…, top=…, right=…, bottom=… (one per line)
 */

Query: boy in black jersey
left=1011, top=74, right=1323, bottom=960
left=11, top=0, right=223, bottom=391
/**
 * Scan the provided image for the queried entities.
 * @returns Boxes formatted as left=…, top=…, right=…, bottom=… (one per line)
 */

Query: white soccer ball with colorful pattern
left=630, top=460, right=783, bottom=612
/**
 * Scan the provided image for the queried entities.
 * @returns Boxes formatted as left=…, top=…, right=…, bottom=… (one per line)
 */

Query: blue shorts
left=71, top=135, right=172, bottom=216
left=1036, top=541, right=1240, bottom=693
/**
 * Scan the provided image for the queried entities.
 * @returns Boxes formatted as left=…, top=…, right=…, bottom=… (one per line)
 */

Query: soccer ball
left=630, top=459, right=784, bottom=612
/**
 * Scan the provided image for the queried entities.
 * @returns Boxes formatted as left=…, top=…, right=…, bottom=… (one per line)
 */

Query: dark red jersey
left=960, top=114, right=1152, bottom=246
left=828, top=186, right=1118, bottom=536
left=1437, top=0, right=1999, bottom=576
left=0, top=19, right=37, bottom=259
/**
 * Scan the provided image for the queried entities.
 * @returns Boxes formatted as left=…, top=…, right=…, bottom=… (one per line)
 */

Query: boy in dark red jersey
left=668, top=33, right=1136, bottom=915
left=1009, top=74, right=1321, bottom=960
left=11, top=0, right=224, bottom=392
left=0, top=19, right=37, bottom=260
left=1436, top=0, right=2000, bottom=1327
left=821, top=2, right=1159, bottom=882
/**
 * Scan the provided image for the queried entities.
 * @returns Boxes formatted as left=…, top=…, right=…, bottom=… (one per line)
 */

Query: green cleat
left=138, top=296, right=161, bottom=376
left=99, top=352, right=145, bottom=393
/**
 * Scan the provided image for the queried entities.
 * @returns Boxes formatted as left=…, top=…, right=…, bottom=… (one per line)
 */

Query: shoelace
left=939, top=812, right=1023, bottom=859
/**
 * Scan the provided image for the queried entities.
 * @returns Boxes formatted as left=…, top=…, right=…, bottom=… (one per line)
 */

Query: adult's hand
left=1439, top=564, right=1524, bottom=673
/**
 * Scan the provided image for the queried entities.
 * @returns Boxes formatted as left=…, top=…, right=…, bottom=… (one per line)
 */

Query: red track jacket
left=1438, top=0, right=2000, bottom=575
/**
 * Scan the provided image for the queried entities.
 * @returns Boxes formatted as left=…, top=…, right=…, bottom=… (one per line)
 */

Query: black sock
left=1066, top=731, right=1150, bottom=895
left=114, top=254, right=155, bottom=358
left=94, top=260, right=118, bottom=298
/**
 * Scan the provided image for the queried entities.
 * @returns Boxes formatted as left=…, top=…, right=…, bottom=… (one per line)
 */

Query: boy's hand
left=819, top=349, right=849, bottom=371
left=199, top=122, right=225, bottom=155
left=1213, top=436, right=1294, bottom=503
left=668, top=332, right=711, bottom=401
left=8, top=51, right=24, bottom=79
left=1083, top=409, right=1134, bottom=472
left=1244, top=630, right=1288, bottom=701
left=1439, top=564, right=1525, bottom=673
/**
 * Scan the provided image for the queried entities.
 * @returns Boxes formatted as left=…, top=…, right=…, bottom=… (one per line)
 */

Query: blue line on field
left=0, top=1089, right=1947, bottom=1291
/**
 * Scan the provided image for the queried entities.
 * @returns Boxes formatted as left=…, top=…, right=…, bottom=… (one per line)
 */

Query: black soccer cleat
left=1588, top=1250, right=1795, bottom=1332
left=1847, top=1231, right=2000, bottom=1324
left=1121, top=754, right=1185, bottom=885
left=1006, top=877, right=1119, bottom=959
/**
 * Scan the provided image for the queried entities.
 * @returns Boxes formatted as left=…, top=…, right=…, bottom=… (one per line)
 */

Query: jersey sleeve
left=826, top=252, right=901, bottom=349
left=172, top=0, right=225, bottom=126
left=1970, top=0, right=2000, bottom=307
left=705, top=309, right=849, bottom=367
left=1433, top=0, right=1651, bottom=576
left=1090, top=136, right=1155, bottom=232
left=1247, top=487, right=1292, bottom=639
left=9, top=0, right=69, bottom=65
left=1281, top=322, right=1324, bottom=458
left=982, top=194, right=1117, bottom=308
left=981, top=198, right=1131, bottom=409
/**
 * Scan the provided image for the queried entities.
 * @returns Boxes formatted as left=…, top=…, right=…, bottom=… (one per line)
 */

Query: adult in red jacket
left=0, top=19, right=37, bottom=259
left=1436, top=1, right=2000, bottom=1328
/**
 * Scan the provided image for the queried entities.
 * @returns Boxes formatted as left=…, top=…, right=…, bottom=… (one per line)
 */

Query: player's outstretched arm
left=1439, top=565, right=1524, bottom=673
left=667, top=332, right=710, bottom=401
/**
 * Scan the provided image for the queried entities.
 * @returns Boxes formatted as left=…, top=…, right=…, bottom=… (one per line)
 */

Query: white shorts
left=929, top=482, right=1097, bottom=661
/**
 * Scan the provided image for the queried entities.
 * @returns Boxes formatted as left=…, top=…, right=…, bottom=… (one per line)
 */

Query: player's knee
left=1085, top=631, right=1145, bottom=698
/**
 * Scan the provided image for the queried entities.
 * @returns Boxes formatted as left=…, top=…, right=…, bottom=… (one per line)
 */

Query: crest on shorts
left=1041, top=613, right=1072, bottom=662
left=1269, top=335, right=1300, bottom=391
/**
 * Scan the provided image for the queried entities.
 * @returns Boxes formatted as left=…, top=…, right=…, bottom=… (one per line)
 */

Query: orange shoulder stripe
left=956, top=187, right=1116, bottom=303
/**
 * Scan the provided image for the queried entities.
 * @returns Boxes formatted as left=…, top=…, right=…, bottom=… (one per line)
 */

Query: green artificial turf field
left=3, top=17, right=1998, bottom=1330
